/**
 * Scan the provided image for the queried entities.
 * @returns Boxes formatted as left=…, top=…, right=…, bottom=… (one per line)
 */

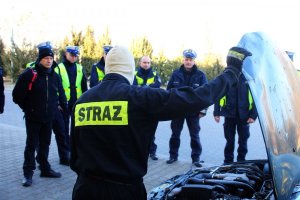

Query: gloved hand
left=224, top=46, right=252, bottom=79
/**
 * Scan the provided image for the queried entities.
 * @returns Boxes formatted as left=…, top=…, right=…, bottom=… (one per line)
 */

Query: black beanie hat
left=38, top=48, right=54, bottom=60
left=226, top=46, right=252, bottom=68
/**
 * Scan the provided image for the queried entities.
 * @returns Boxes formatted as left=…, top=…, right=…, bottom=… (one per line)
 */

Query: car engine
left=149, top=160, right=275, bottom=200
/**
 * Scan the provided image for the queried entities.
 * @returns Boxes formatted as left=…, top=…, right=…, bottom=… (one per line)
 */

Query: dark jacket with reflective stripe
left=12, top=64, right=67, bottom=123
left=133, top=67, right=161, bottom=88
left=70, top=71, right=238, bottom=183
left=213, top=74, right=258, bottom=120
left=90, top=57, right=105, bottom=88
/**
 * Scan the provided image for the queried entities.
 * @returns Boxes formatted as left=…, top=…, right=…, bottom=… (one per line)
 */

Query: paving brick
left=0, top=84, right=267, bottom=199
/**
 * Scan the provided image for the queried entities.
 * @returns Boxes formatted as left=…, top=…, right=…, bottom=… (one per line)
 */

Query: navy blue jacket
left=90, top=57, right=105, bottom=88
left=213, top=74, right=258, bottom=120
left=133, top=67, right=161, bottom=88
left=13, top=63, right=67, bottom=123
left=71, top=71, right=238, bottom=182
left=167, top=65, right=208, bottom=114
left=0, top=67, right=4, bottom=113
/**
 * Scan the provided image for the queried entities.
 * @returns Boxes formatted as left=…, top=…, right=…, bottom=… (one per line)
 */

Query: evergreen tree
left=82, top=25, right=96, bottom=58
left=0, top=37, right=5, bottom=67
left=130, top=36, right=153, bottom=63
left=95, top=27, right=112, bottom=58
left=81, top=26, right=97, bottom=76
left=70, top=29, right=84, bottom=46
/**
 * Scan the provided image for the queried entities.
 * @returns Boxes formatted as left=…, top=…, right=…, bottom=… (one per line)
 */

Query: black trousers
left=23, top=119, right=52, bottom=177
left=169, top=115, right=201, bottom=162
left=52, top=109, right=70, bottom=161
left=72, top=174, right=147, bottom=200
left=149, top=136, right=157, bottom=155
left=223, top=117, right=250, bottom=163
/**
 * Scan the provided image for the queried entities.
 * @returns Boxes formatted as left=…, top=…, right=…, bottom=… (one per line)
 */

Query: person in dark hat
left=13, top=43, right=66, bottom=187
left=89, top=45, right=113, bottom=88
left=213, top=46, right=257, bottom=165
left=166, top=49, right=208, bottom=167
left=70, top=45, right=251, bottom=200
left=25, top=42, right=70, bottom=166
left=55, top=46, right=87, bottom=140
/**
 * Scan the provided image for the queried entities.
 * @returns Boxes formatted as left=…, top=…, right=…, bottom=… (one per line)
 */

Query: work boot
left=149, top=154, right=158, bottom=161
left=166, top=158, right=178, bottom=164
left=192, top=161, right=202, bottom=168
left=192, top=160, right=204, bottom=168
left=22, top=176, right=33, bottom=187
left=40, top=169, right=62, bottom=178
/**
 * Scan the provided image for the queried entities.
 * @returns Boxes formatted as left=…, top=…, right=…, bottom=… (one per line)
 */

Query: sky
left=1, top=0, right=299, bottom=65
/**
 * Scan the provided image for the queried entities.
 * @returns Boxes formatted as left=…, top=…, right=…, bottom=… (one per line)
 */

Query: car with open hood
left=148, top=32, right=300, bottom=200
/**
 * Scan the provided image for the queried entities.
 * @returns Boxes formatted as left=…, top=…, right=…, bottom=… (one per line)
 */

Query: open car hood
left=149, top=32, right=300, bottom=200
left=239, top=32, right=300, bottom=199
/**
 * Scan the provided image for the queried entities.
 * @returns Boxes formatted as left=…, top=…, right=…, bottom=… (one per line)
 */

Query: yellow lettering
left=75, top=101, right=128, bottom=126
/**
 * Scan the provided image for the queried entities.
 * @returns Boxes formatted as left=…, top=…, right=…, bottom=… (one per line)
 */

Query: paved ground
left=0, top=84, right=267, bottom=200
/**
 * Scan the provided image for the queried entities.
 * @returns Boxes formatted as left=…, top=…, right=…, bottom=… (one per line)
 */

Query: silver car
left=149, top=32, right=300, bottom=200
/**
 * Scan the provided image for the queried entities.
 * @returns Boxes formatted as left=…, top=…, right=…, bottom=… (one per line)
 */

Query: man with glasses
left=55, top=46, right=87, bottom=141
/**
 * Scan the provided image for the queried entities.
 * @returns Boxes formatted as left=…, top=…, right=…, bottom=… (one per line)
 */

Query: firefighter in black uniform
left=214, top=47, right=257, bottom=164
left=13, top=46, right=66, bottom=187
left=133, top=56, right=161, bottom=160
left=70, top=45, right=252, bottom=200
left=166, top=49, right=208, bottom=167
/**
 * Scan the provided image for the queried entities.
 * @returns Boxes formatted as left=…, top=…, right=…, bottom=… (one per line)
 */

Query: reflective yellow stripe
left=248, top=90, right=253, bottom=110
left=228, top=50, right=245, bottom=61
left=96, top=67, right=105, bottom=81
left=26, top=62, right=35, bottom=68
left=56, top=63, right=83, bottom=101
left=75, top=101, right=128, bottom=126
left=219, top=96, right=226, bottom=107
left=219, top=90, right=253, bottom=110
left=135, top=71, right=156, bottom=85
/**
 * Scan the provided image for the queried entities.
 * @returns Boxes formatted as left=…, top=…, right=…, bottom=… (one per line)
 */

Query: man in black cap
left=70, top=45, right=252, bottom=200
left=89, top=45, right=113, bottom=88
left=13, top=45, right=66, bottom=187
left=26, top=42, right=70, bottom=166
left=214, top=46, right=257, bottom=165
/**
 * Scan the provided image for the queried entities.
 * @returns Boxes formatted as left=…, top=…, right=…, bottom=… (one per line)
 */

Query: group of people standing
left=13, top=42, right=88, bottom=187
left=11, top=41, right=257, bottom=191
